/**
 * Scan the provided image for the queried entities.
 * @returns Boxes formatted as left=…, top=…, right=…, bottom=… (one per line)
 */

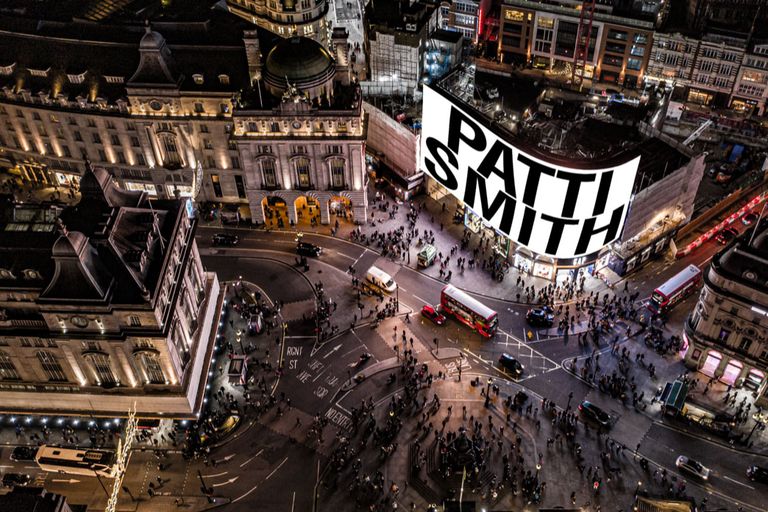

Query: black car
left=715, top=227, right=738, bottom=245
left=212, top=233, right=239, bottom=246
left=526, top=307, right=554, bottom=327
left=296, top=241, right=322, bottom=257
left=747, top=465, right=768, bottom=483
left=10, top=446, right=38, bottom=462
left=498, top=353, right=524, bottom=376
left=579, top=401, right=611, bottom=428
left=2, top=473, right=31, bottom=487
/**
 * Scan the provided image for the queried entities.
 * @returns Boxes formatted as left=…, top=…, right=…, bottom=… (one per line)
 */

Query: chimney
left=243, top=30, right=262, bottom=84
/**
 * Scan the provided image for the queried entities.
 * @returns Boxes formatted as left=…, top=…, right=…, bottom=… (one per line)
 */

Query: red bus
left=440, top=284, right=498, bottom=337
left=648, top=265, right=702, bottom=315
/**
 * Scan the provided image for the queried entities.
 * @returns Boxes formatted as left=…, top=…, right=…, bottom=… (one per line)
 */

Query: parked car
left=526, top=307, right=554, bottom=327
left=715, top=226, right=738, bottom=245
left=296, top=241, right=322, bottom=257
left=2, top=473, right=31, bottom=488
left=212, top=233, right=239, bottom=246
left=746, top=465, right=768, bottom=484
left=498, top=353, right=524, bottom=377
left=421, top=305, right=446, bottom=325
left=676, top=455, right=710, bottom=480
left=578, top=401, right=611, bottom=428
left=742, top=212, right=759, bottom=225
left=10, top=446, right=37, bottom=462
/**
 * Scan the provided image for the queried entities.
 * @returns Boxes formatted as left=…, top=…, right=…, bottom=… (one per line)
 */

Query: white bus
left=35, top=446, right=117, bottom=478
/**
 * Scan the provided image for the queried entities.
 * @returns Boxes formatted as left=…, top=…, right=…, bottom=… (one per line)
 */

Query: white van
left=366, top=265, right=397, bottom=293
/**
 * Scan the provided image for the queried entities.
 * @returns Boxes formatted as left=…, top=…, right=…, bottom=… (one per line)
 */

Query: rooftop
left=0, top=7, right=257, bottom=103
left=712, top=220, right=768, bottom=295
left=0, top=164, right=186, bottom=306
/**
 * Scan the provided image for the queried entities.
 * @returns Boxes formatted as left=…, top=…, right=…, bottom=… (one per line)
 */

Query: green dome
left=264, top=36, right=335, bottom=94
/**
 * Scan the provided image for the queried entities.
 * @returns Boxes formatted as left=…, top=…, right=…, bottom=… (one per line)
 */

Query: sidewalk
left=201, top=183, right=618, bottom=306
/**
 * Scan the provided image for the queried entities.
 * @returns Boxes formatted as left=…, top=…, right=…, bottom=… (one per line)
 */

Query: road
left=191, top=225, right=768, bottom=511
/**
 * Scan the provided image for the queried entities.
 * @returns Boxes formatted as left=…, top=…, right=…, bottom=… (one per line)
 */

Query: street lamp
left=635, top=480, right=642, bottom=496
left=535, top=463, right=541, bottom=479
left=484, top=378, right=493, bottom=407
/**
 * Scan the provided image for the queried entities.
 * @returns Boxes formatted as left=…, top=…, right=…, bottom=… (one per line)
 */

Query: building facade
left=645, top=32, right=700, bottom=86
left=730, top=43, right=768, bottom=115
left=365, top=0, right=439, bottom=93
left=498, top=0, right=655, bottom=89
left=686, top=34, right=745, bottom=106
left=683, top=225, right=768, bottom=408
left=0, top=165, right=221, bottom=418
left=438, top=0, right=491, bottom=42
left=226, top=0, right=331, bottom=47
left=234, top=33, right=368, bottom=224
left=0, top=14, right=367, bottom=225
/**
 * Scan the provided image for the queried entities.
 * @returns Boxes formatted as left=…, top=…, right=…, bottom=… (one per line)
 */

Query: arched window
left=136, top=351, right=166, bottom=385
left=0, top=350, right=20, bottom=380
left=261, top=159, right=278, bottom=188
left=329, top=158, right=345, bottom=188
left=84, top=353, right=117, bottom=386
left=37, top=351, right=67, bottom=382
left=294, top=157, right=311, bottom=188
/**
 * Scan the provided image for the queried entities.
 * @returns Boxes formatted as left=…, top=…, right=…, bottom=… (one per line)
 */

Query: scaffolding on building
left=572, top=0, right=597, bottom=87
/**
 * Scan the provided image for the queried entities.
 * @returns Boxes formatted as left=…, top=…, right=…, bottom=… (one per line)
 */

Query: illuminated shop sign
left=420, top=86, right=640, bottom=259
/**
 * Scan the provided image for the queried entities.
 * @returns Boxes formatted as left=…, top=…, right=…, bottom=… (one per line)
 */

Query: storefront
left=464, top=208, right=510, bottom=258
left=699, top=350, right=722, bottom=377
left=532, top=256, right=555, bottom=280
left=687, top=88, right=713, bottom=105
left=55, top=172, right=81, bottom=188
left=745, top=369, right=766, bottom=391
left=721, top=359, right=743, bottom=386
left=165, top=184, right=194, bottom=198
left=124, top=181, right=158, bottom=196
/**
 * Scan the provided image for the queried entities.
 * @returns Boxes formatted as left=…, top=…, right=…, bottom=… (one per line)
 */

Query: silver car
left=676, top=455, right=711, bottom=480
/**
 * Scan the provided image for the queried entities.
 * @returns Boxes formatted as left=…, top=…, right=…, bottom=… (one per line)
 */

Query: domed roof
left=264, top=37, right=335, bottom=92
left=140, top=27, right=166, bottom=49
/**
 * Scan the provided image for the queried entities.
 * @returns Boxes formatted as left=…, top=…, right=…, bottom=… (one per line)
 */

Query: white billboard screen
left=420, top=85, right=640, bottom=259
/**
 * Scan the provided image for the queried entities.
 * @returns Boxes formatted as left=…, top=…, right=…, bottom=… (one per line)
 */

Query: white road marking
left=335, top=251, right=355, bottom=261
left=239, top=449, right=264, bottom=467
left=413, top=295, right=431, bottom=305
left=723, top=475, right=755, bottom=489
left=233, top=457, right=289, bottom=502
left=291, top=491, right=297, bottom=512
left=202, top=471, right=228, bottom=478
left=212, top=476, right=240, bottom=487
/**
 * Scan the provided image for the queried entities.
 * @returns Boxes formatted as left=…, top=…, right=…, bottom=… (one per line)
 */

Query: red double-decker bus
left=648, top=265, right=702, bottom=315
left=440, top=285, right=498, bottom=337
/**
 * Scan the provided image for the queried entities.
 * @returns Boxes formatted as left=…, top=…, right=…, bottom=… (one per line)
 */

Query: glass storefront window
left=533, top=262, right=553, bottom=279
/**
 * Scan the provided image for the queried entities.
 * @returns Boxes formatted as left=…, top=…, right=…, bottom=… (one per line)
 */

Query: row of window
left=0, top=349, right=165, bottom=385
left=259, top=157, right=346, bottom=189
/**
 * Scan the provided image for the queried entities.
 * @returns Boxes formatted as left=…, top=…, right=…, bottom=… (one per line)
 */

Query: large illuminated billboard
left=420, top=85, right=640, bottom=259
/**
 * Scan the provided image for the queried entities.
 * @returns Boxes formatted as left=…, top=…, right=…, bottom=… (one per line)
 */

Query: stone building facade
left=0, top=13, right=367, bottom=225
left=683, top=225, right=768, bottom=408
left=0, top=165, right=221, bottom=418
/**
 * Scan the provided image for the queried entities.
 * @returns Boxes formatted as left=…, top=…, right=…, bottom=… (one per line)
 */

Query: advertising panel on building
left=420, top=85, right=640, bottom=259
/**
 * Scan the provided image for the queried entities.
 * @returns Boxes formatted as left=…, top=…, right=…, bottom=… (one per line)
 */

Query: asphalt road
left=192, top=225, right=768, bottom=510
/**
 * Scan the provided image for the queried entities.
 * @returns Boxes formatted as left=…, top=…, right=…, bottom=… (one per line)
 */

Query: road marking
left=239, top=449, right=264, bottom=468
left=312, top=367, right=329, bottom=382
left=285, top=336, right=315, bottom=339
left=233, top=457, right=288, bottom=503
left=52, top=478, right=80, bottom=483
left=291, top=491, right=297, bottom=512
left=202, top=471, right=228, bottom=478
left=322, top=344, right=343, bottom=359
left=212, top=476, right=240, bottom=487
left=399, top=286, right=408, bottom=293
left=413, top=295, right=431, bottom=305
left=335, top=251, right=355, bottom=261
left=722, top=475, right=754, bottom=489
